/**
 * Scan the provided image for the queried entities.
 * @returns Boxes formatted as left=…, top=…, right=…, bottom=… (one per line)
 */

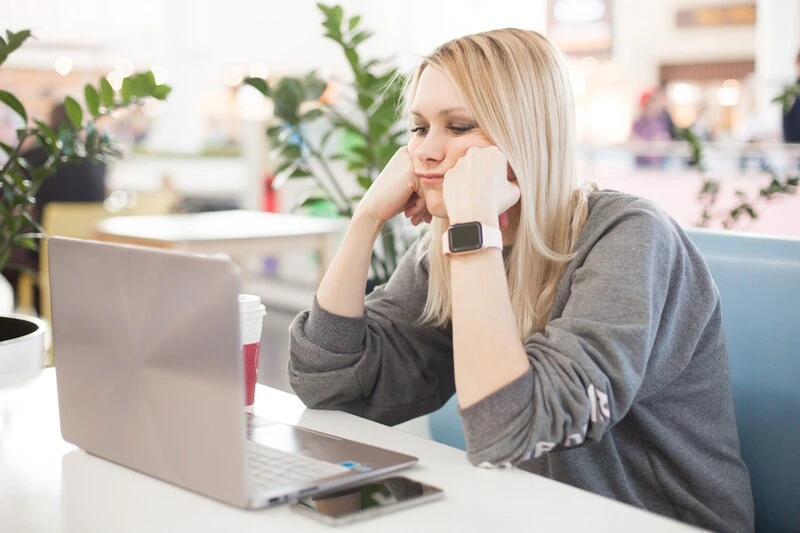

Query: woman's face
left=407, top=66, right=494, bottom=219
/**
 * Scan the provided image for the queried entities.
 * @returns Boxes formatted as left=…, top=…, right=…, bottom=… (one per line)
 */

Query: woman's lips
left=419, top=174, right=444, bottom=184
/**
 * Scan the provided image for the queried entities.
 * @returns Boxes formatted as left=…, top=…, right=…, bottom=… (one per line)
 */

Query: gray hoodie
left=288, top=191, right=754, bottom=532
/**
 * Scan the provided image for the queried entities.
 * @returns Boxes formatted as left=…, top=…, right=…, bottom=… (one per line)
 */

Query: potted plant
left=0, top=29, right=171, bottom=384
left=682, top=80, right=800, bottom=228
left=682, top=127, right=798, bottom=230
left=244, top=3, right=412, bottom=286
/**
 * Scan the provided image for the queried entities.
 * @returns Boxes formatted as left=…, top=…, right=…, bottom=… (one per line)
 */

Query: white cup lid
left=238, top=294, right=266, bottom=315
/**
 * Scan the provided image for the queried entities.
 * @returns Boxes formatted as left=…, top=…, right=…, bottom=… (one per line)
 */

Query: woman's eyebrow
left=410, top=107, right=469, bottom=118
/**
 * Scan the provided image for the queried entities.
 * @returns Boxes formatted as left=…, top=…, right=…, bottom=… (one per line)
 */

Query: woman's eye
left=410, top=123, right=475, bottom=136
left=449, top=124, right=476, bottom=134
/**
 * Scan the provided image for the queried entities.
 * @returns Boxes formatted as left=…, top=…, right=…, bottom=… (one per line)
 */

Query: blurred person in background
left=25, top=102, right=107, bottom=223
left=689, top=102, right=713, bottom=142
left=780, top=51, right=800, bottom=170
left=630, top=89, right=672, bottom=168
left=735, top=87, right=773, bottom=172
left=1, top=102, right=107, bottom=311
left=782, top=51, right=800, bottom=143
left=653, top=83, right=679, bottom=140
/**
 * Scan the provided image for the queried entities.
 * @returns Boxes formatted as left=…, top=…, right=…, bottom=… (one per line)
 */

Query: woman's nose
left=414, top=131, right=446, bottom=163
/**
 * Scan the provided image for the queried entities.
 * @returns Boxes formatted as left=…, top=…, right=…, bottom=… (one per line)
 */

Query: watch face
left=448, top=222, right=483, bottom=253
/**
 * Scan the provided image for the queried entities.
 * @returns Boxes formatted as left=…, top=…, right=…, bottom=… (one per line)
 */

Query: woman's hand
left=355, top=146, right=431, bottom=227
left=443, top=146, right=520, bottom=227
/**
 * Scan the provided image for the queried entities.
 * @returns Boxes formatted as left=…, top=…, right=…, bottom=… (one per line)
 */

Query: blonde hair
left=408, top=28, right=595, bottom=338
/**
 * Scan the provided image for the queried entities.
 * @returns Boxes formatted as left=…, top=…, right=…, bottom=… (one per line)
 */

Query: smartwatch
left=442, top=222, right=503, bottom=255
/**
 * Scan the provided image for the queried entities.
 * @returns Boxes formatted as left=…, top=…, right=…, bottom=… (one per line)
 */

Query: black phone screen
left=291, top=476, right=444, bottom=525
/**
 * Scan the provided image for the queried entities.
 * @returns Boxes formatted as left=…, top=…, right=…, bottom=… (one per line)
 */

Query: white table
left=0, top=371, right=701, bottom=532
left=94, top=210, right=349, bottom=282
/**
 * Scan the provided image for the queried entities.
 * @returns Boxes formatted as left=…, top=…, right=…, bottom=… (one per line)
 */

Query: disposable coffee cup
left=239, top=294, right=266, bottom=405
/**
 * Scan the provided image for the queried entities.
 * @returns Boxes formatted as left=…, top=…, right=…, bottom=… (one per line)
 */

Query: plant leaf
left=316, top=2, right=333, bottom=16
left=331, top=5, right=344, bottom=26
left=301, top=108, right=324, bottom=122
left=136, top=71, right=157, bottom=93
left=371, top=97, right=399, bottom=133
left=63, top=96, right=83, bottom=129
left=100, top=78, right=115, bottom=107
left=20, top=210, right=44, bottom=234
left=357, top=175, right=373, bottom=190
left=348, top=15, right=361, bottom=31
left=0, top=29, right=33, bottom=66
left=304, top=73, right=328, bottom=100
left=244, top=77, right=270, bottom=96
left=84, top=84, right=100, bottom=117
left=357, top=92, right=375, bottom=110
left=33, top=132, right=57, bottom=158
left=0, top=90, right=27, bottom=122
left=33, top=119, right=57, bottom=147
left=350, top=30, right=372, bottom=47
left=344, top=47, right=359, bottom=72
left=121, top=77, right=135, bottom=103
left=151, top=84, right=172, bottom=100
left=320, top=128, right=338, bottom=150
left=5, top=30, right=33, bottom=52
left=287, top=167, right=311, bottom=179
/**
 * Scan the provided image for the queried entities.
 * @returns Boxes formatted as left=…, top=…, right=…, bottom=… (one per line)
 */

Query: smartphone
left=290, top=476, right=444, bottom=526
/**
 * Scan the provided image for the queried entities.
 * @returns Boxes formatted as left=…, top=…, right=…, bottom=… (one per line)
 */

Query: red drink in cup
left=238, top=294, right=266, bottom=405
left=242, top=341, right=260, bottom=406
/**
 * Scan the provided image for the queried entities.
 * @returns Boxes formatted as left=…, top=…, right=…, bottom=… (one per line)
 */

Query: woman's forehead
left=410, top=67, right=468, bottom=116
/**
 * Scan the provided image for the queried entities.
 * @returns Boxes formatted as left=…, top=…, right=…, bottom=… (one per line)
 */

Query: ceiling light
left=115, top=59, right=135, bottom=77
left=54, top=56, right=73, bottom=76
left=224, top=67, right=244, bottom=87
left=249, top=62, right=270, bottom=79
left=553, top=0, right=606, bottom=24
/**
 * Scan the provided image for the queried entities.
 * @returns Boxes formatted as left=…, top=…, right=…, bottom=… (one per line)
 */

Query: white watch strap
left=442, top=223, right=503, bottom=254
left=481, top=224, right=503, bottom=251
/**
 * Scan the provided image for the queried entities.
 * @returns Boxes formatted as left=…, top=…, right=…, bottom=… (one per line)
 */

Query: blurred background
left=2, top=0, right=799, bottom=390
left=2, top=1, right=797, bottom=219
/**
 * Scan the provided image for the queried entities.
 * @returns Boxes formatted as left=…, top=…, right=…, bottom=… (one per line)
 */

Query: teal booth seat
left=428, top=395, right=465, bottom=451
left=684, top=228, right=800, bottom=533
left=428, top=228, right=800, bottom=533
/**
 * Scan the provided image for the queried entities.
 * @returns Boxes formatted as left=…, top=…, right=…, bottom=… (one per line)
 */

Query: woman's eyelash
left=409, top=124, right=476, bottom=135
left=449, top=124, right=476, bottom=133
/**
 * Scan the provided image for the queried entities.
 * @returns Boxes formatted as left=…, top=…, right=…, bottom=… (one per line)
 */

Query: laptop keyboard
left=246, top=444, right=350, bottom=493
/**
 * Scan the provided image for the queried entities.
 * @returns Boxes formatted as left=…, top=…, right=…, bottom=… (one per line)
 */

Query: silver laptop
left=48, top=236, right=417, bottom=509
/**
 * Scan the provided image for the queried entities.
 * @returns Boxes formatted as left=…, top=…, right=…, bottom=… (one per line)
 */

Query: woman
left=630, top=90, right=673, bottom=168
left=288, top=29, right=753, bottom=532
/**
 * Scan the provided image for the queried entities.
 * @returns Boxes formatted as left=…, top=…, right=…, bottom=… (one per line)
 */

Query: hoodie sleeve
left=459, top=209, right=685, bottom=466
left=288, top=239, right=455, bottom=426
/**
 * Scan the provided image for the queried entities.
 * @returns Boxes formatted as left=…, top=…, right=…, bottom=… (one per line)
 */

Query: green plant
left=244, top=3, right=410, bottom=284
left=772, top=81, right=800, bottom=115
left=0, top=29, right=171, bottom=274
left=682, top=127, right=799, bottom=229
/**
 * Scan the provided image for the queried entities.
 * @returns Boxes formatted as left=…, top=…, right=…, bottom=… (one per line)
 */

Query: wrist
left=447, top=211, right=498, bottom=228
left=442, top=221, right=503, bottom=256
left=351, top=209, right=385, bottom=238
